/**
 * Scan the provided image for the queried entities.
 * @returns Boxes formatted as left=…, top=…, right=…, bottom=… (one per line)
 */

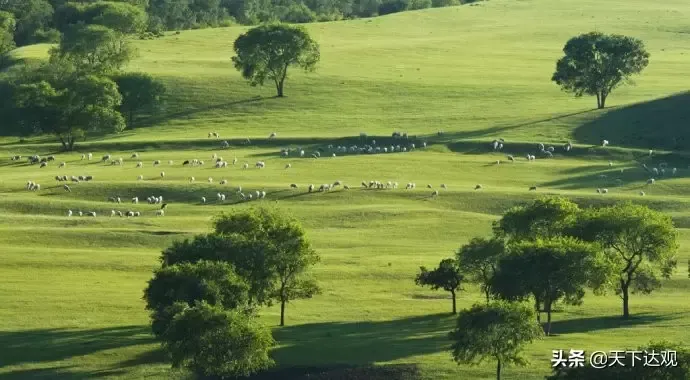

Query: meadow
left=1, top=0, right=690, bottom=378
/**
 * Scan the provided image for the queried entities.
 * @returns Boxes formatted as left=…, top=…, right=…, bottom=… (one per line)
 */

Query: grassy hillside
left=1, top=0, right=690, bottom=379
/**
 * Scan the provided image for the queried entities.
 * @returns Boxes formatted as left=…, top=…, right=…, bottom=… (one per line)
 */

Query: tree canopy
left=493, top=196, right=580, bottom=242
left=415, top=258, right=464, bottom=314
left=0, top=10, right=16, bottom=55
left=449, top=302, right=543, bottom=380
left=456, top=237, right=506, bottom=304
left=162, top=301, right=275, bottom=379
left=52, top=23, right=136, bottom=74
left=232, top=23, right=320, bottom=97
left=571, top=202, right=678, bottom=318
left=112, top=72, right=166, bottom=127
left=551, top=32, right=650, bottom=109
left=143, top=260, right=250, bottom=337
left=490, top=237, right=612, bottom=335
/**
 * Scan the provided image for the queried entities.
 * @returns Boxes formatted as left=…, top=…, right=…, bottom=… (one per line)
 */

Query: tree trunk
left=450, top=290, right=456, bottom=314
left=600, top=93, right=607, bottom=109
left=280, top=298, right=286, bottom=326
left=128, top=110, right=134, bottom=128
left=58, top=137, right=68, bottom=151
left=484, top=287, right=490, bottom=305
left=621, top=280, right=630, bottom=319
left=596, top=91, right=607, bottom=109
left=276, top=78, right=285, bottom=97
left=67, top=136, right=76, bottom=151
left=535, top=299, right=541, bottom=324
left=496, top=358, right=502, bottom=380
left=545, top=301, right=552, bottom=336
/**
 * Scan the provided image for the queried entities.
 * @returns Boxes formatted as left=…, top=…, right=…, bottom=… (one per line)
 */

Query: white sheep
left=132, top=197, right=139, bottom=204
left=58, top=162, right=66, bottom=168
left=87, top=153, right=92, bottom=160
left=639, top=191, right=646, bottom=196
left=160, top=171, right=165, bottom=178
left=156, top=210, right=164, bottom=216
left=111, top=210, right=116, bottom=217
left=647, top=178, right=655, bottom=185
left=441, top=184, right=447, bottom=189
left=299, top=150, right=305, bottom=157
left=67, top=210, right=73, bottom=217
left=137, top=162, right=144, bottom=168
left=285, top=164, right=291, bottom=169
left=243, top=163, right=249, bottom=169
left=201, top=196, right=206, bottom=203
left=290, top=184, right=298, bottom=189
left=190, top=176, right=195, bottom=183
left=154, top=160, right=161, bottom=166
left=131, top=153, right=139, bottom=158
left=432, top=190, right=439, bottom=197
left=602, top=140, right=609, bottom=147
left=269, top=132, right=277, bottom=138
left=116, top=197, right=121, bottom=203
left=672, top=168, right=678, bottom=175
left=137, top=175, right=144, bottom=180
left=602, top=188, right=609, bottom=194
left=81, top=154, right=85, bottom=160
left=233, top=157, right=238, bottom=165
left=220, top=179, right=228, bottom=185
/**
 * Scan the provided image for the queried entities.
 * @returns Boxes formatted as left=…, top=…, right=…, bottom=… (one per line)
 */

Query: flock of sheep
left=12, top=131, right=678, bottom=219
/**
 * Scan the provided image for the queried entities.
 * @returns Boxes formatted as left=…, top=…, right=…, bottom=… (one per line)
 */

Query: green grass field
left=1, top=0, right=690, bottom=378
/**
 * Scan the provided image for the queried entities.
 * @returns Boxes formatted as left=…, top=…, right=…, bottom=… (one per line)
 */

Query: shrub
left=408, top=0, right=432, bottom=10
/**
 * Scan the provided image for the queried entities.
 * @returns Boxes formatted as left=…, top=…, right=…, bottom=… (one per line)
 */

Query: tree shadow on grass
left=573, top=92, right=690, bottom=151
left=548, top=313, right=679, bottom=335
left=270, top=313, right=456, bottom=367
left=0, top=325, right=154, bottom=368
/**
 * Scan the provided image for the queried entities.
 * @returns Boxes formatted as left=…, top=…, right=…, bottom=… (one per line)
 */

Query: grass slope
left=1, top=0, right=690, bottom=379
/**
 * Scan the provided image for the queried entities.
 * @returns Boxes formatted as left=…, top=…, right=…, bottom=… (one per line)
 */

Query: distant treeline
left=0, top=0, right=477, bottom=49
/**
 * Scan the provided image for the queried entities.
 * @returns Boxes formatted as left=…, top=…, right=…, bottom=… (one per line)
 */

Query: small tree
left=493, top=196, right=580, bottom=242
left=414, top=258, right=463, bottom=314
left=456, top=237, right=505, bottom=304
left=112, top=72, right=166, bottom=127
left=573, top=203, right=678, bottom=319
left=449, top=302, right=543, bottom=380
left=232, top=23, right=320, bottom=97
left=551, top=32, right=650, bottom=109
left=490, top=237, right=611, bottom=335
left=143, top=260, right=250, bottom=337
left=163, top=301, right=275, bottom=379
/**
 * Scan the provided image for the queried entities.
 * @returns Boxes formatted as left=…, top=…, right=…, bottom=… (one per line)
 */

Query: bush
left=32, top=28, right=61, bottom=43
left=378, top=0, right=409, bottom=15
left=279, top=3, right=318, bottom=23
left=408, top=0, right=432, bottom=10
left=163, top=302, right=275, bottom=379
left=432, top=0, right=458, bottom=7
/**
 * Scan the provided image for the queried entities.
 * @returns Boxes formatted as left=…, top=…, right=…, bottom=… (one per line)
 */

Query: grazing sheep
left=81, top=154, right=85, bottom=160
left=299, top=150, right=305, bottom=157
left=154, top=160, right=161, bottom=166
left=88, top=153, right=92, bottom=160
left=333, top=180, right=342, bottom=187
left=609, top=161, right=613, bottom=167
left=640, top=191, right=646, bottom=196
left=40, top=162, right=48, bottom=168
left=529, top=186, right=537, bottom=191
left=248, top=194, right=253, bottom=200
left=116, top=197, right=121, bottom=203
left=427, top=184, right=433, bottom=189
left=602, top=188, right=609, bottom=194
left=132, top=197, right=139, bottom=204
left=78, top=211, right=83, bottom=216
left=233, top=157, right=238, bottom=165
left=652, top=168, right=659, bottom=175
left=67, top=210, right=72, bottom=217
left=269, top=132, right=277, bottom=138
left=86, top=211, right=96, bottom=217
left=308, top=184, right=314, bottom=193
left=111, top=210, right=116, bottom=217
left=507, top=155, right=514, bottom=162
left=131, top=153, right=139, bottom=158
left=547, top=146, right=555, bottom=152
left=189, top=176, right=195, bottom=183
left=441, top=184, right=447, bottom=189
left=495, top=160, right=501, bottom=165
left=255, top=161, right=265, bottom=168
left=243, top=163, right=249, bottom=169
left=221, top=141, right=230, bottom=149
left=260, top=191, right=266, bottom=198
left=134, top=212, right=140, bottom=217
left=201, top=196, right=206, bottom=203
left=285, top=164, right=291, bottom=169
left=126, top=211, right=134, bottom=217
left=58, top=162, right=66, bottom=168
left=183, top=160, right=190, bottom=166
left=156, top=210, right=164, bottom=216
left=344, top=185, right=350, bottom=190
left=596, top=188, right=601, bottom=193
left=217, top=193, right=223, bottom=201
left=34, top=184, right=41, bottom=191
left=672, top=167, right=678, bottom=175
left=647, top=178, right=655, bottom=185
left=474, top=184, right=482, bottom=190
left=208, top=177, right=213, bottom=183
left=212, top=153, right=218, bottom=159
left=290, top=184, right=298, bottom=189
left=63, top=184, right=71, bottom=192
left=649, top=149, right=654, bottom=156
left=431, top=190, right=439, bottom=197
left=220, top=179, right=228, bottom=185
left=137, top=162, right=143, bottom=168
left=137, top=175, right=144, bottom=180
left=160, top=171, right=165, bottom=178
left=602, top=140, right=609, bottom=147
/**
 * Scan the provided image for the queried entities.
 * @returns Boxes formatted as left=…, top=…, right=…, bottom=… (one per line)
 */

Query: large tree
left=161, top=207, right=321, bottom=326
left=456, top=237, right=505, bottom=304
left=415, top=258, right=464, bottom=314
left=53, top=1, right=147, bottom=34
left=143, top=260, right=250, bottom=337
left=163, top=301, right=275, bottom=379
left=112, top=72, right=166, bottom=127
left=449, top=302, right=543, bottom=380
left=551, top=32, right=650, bottom=109
left=232, top=23, right=320, bottom=97
left=0, top=0, right=54, bottom=46
left=52, top=23, right=136, bottom=74
left=213, top=208, right=320, bottom=326
left=9, top=61, right=125, bottom=150
left=490, top=237, right=611, bottom=335
left=493, top=196, right=580, bottom=242
left=572, top=203, right=678, bottom=319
